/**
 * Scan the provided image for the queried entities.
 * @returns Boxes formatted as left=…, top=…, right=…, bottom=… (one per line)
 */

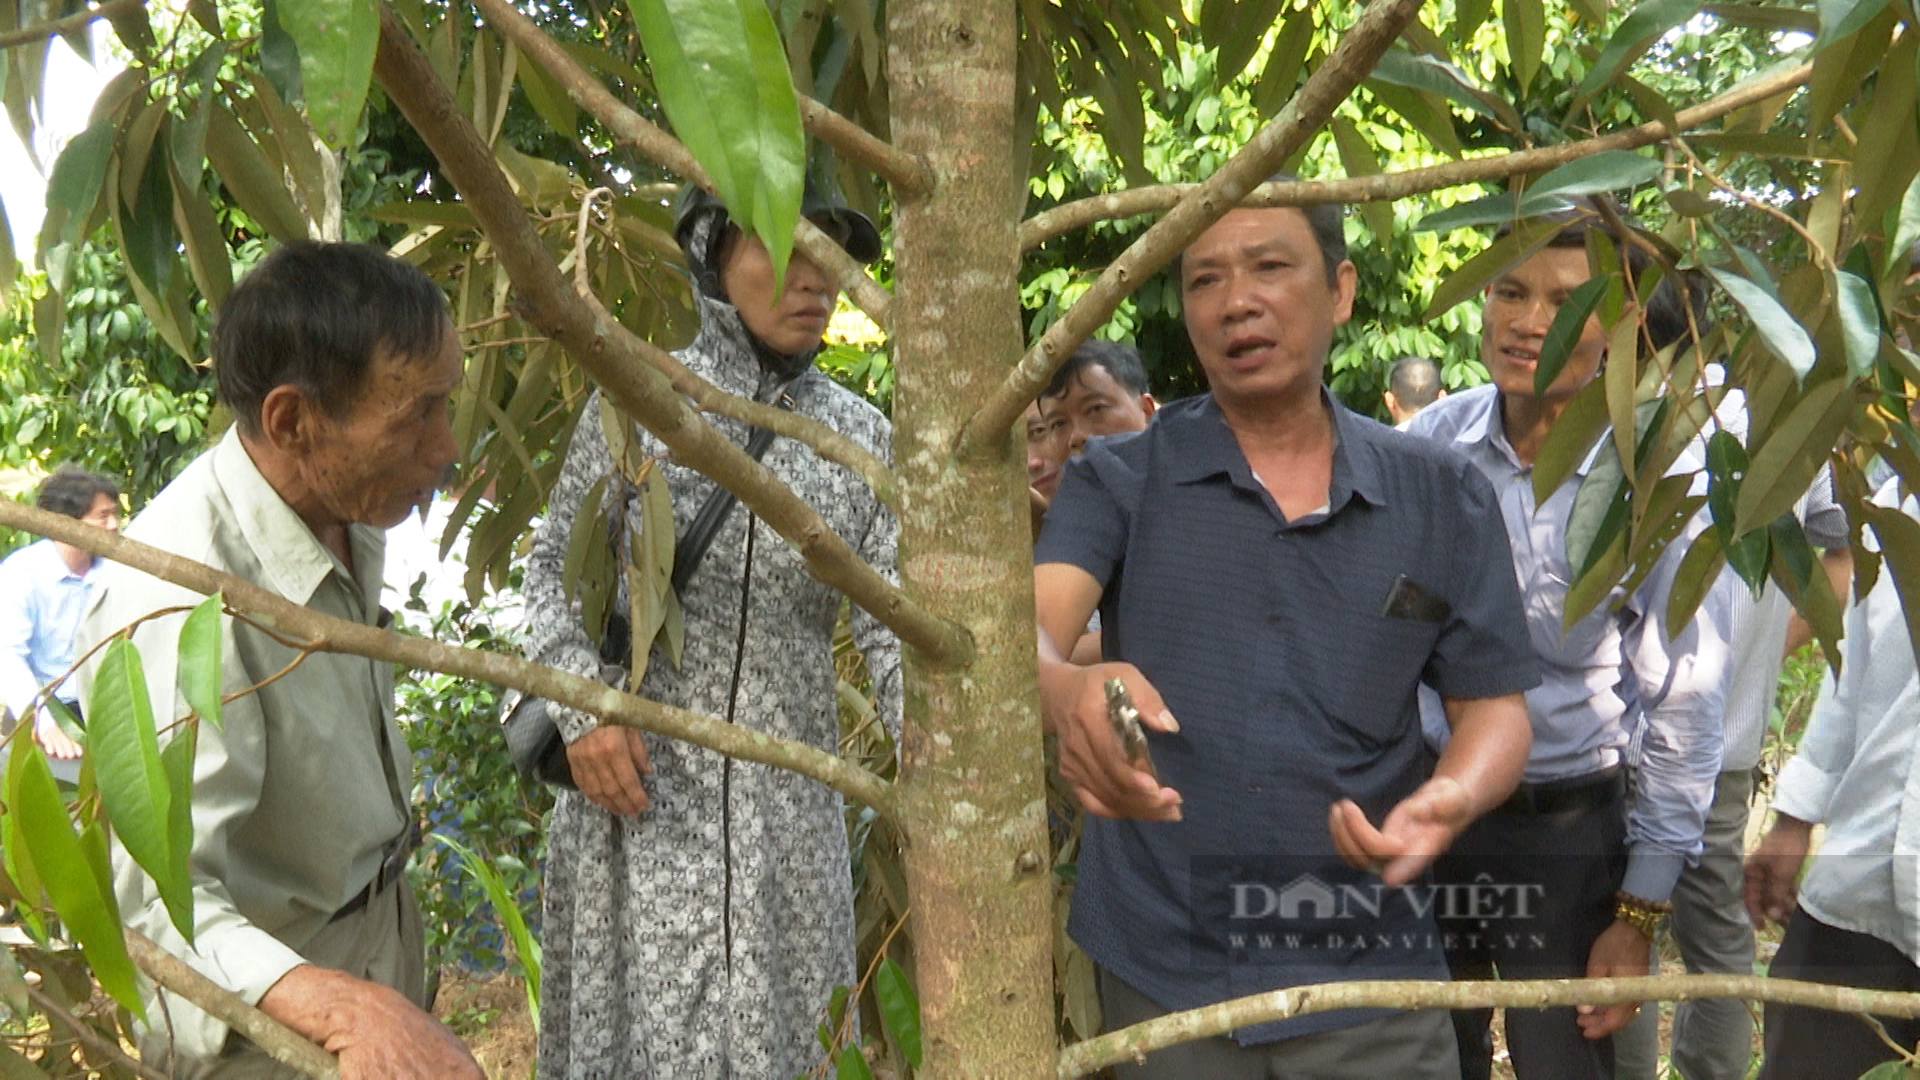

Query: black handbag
left=503, top=400, right=790, bottom=788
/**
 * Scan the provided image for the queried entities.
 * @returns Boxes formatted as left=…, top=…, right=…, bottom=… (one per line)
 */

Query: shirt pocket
left=1326, top=614, right=1442, bottom=748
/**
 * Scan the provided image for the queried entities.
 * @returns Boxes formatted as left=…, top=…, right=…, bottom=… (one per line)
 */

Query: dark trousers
left=1434, top=770, right=1627, bottom=1080
left=1759, top=907, right=1920, bottom=1080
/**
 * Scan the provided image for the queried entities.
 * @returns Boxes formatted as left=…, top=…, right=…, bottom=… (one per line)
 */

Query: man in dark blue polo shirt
left=1034, top=192, right=1542, bottom=1078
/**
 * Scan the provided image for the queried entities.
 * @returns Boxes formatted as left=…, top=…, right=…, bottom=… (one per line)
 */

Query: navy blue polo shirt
left=1035, top=392, right=1539, bottom=1043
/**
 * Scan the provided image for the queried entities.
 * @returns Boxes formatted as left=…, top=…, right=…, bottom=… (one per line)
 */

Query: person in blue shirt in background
left=1407, top=209, right=1736, bottom=1080
left=0, top=465, right=122, bottom=775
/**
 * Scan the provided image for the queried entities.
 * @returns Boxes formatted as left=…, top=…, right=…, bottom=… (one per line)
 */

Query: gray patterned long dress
left=524, top=294, right=902, bottom=1080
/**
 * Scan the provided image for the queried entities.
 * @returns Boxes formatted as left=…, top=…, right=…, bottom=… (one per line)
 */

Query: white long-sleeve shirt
left=1773, top=478, right=1920, bottom=962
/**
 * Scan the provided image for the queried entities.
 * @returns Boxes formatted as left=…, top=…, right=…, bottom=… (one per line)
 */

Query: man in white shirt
left=1746, top=475, right=1920, bottom=1079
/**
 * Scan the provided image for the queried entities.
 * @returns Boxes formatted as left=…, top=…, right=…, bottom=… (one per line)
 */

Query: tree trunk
left=885, top=1, right=1058, bottom=1076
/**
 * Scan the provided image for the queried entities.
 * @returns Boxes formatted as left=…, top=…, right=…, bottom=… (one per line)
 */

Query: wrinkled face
left=1482, top=245, right=1609, bottom=405
left=1042, top=364, right=1155, bottom=457
left=299, top=322, right=464, bottom=530
left=1025, top=401, right=1067, bottom=499
left=1180, top=207, right=1355, bottom=408
left=722, top=230, right=838, bottom=356
left=78, top=492, right=120, bottom=534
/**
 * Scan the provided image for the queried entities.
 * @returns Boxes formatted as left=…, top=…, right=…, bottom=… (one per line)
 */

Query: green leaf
left=1413, top=190, right=1573, bottom=233
left=259, top=0, right=305, bottom=107
left=87, top=639, right=184, bottom=934
left=13, top=741, right=143, bottom=1016
left=1423, top=216, right=1564, bottom=320
left=177, top=594, right=224, bottom=729
left=1533, top=378, right=1610, bottom=503
left=204, top=101, right=310, bottom=242
left=835, top=1045, right=875, bottom=1080
left=1664, top=188, right=1717, bottom=217
left=1706, top=267, right=1817, bottom=382
left=1835, top=270, right=1884, bottom=382
left=0, top=948, right=28, bottom=1019
left=37, top=118, right=115, bottom=284
left=1575, top=0, right=1704, bottom=101
left=627, top=0, right=806, bottom=287
left=1735, top=379, right=1854, bottom=535
left=1370, top=49, right=1522, bottom=131
left=1814, top=0, right=1898, bottom=51
left=515, top=45, right=579, bottom=141
left=0, top=1046, right=49, bottom=1079
left=121, top=132, right=178, bottom=306
left=160, top=722, right=197, bottom=944
left=1330, top=117, right=1393, bottom=255
left=873, top=957, right=922, bottom=1067
left=1889, top=170, right=1920, bottom=282
left=1665, top=530, right=1727, bottom=642
left=1253, top=8, right=1314, bottom=116
left=1534, top=276, right=1610, bottom=395
left=1528, top=151, right=1665, bottom=199
left=1504, top=0, right=1546, bottom=91
left=275, top=0, right=379, bottom=149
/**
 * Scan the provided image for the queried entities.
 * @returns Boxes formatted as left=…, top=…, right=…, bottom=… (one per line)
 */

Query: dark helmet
left=672, top=178, right=882, bottom=273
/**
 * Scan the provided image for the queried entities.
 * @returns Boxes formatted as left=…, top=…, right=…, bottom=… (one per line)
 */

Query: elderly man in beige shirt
left=77, top=242, right=479, bottom=1080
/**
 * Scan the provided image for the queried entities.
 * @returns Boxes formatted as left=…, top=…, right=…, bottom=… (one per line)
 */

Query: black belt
left=1492, top=765, right=1623, bottom=816
left=330, top=820, right=422, bottom=923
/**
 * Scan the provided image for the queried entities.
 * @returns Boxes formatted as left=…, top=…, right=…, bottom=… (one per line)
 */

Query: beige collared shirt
left=77, top=428, right=408, bottom=1060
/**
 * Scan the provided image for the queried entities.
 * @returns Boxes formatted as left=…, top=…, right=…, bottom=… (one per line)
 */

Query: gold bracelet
left=1613, top=891, right=1673, bottom=940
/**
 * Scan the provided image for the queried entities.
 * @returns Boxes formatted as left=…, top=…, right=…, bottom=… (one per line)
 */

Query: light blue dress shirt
left=1773, top=478, right=1920, bottom=964
left=0, top=538, right=101, bottom=720
left=1408, top=385, right=1734, bottom=902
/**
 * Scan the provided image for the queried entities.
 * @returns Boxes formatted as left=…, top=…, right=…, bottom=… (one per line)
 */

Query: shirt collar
left=211, top=428, right=383, bottom=609
left=1460, top=389, right=1607, bottom=479
left=1165, top=389, right=1389, bottom=513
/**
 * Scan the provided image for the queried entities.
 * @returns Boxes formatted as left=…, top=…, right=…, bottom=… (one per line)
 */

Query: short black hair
left=1041, top=339, right=1151, bottom=400
left=1387, top=356, right=1443, bottom=408
left=1643, top=268, right=1710, bottom=357
left=36, top=465, right=119, bottom=519
left=213, top=242, right=451, bottom=436
left=1173, top=172, right=1347, bottom=288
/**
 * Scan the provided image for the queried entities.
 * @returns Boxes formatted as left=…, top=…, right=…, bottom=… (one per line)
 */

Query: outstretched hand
left=1041, top=661, right=1182, bottom=821
left=1328, top=776, right=1472, bottom=886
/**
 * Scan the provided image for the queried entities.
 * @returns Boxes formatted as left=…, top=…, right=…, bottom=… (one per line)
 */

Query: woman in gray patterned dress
left=524, top=188, right=902, bottom=1080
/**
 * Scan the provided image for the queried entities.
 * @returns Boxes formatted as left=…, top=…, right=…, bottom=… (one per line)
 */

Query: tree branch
left=1019, top=60, right=1815, bottom=250
left=570, top=191, right=901, bottom=507
left=124, top=930, right=339, bottom=1080
left=1057, top=973, right=1920, bottom=1078
left=956, top=0, right=1430, bottom=459
left=0, top=0, right=139, bottom=50
left=0, top=502, right=900, bottom=813
left=374, top=6, right=970, bottom=667
left=796, top=93, right=933, bottom=199
left=25, top=982, right=173, bottom=1080
left=466, top=0, right=898, bottom=325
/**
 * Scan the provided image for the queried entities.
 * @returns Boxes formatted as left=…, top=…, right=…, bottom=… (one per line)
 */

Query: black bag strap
left=667, top=384, right=795, bottom=596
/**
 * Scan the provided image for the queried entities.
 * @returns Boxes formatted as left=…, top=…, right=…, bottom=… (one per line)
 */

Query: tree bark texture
left=884, top=1, right=1058, bottom=1076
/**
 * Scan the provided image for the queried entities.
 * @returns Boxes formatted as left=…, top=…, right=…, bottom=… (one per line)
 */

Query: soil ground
left=433, top=971, right=538, bottom=1080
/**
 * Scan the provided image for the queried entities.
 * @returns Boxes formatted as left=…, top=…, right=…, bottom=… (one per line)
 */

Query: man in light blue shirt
left=1407, top=210, right=1734, bottom=1080
left=0, top=466, right=121, bottom=768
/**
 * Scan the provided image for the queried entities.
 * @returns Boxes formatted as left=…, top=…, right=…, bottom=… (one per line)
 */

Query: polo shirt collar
left=212, top=428, right=382, bottom=609
left=1166, top=389, right=1388, bottom=514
